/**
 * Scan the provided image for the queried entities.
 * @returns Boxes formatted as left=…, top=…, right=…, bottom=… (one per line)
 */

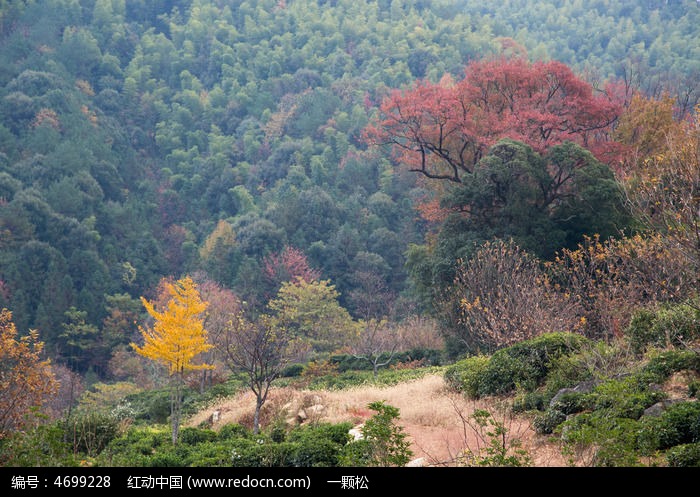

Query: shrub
left=689, top=380, right=700, bottom=398
left=666, top=443, right=700, bottom=467
left=98, top=427, right=170, bottom=466
left=444, top=355, right=490, bottom=398
left=229, top=438, right=271, bottom=466
left=63, top=411, right=122, bottom=457
left=533, top=409, right=566, bottom=435
left=286, top=422, right=352, bottom=467
left=559, top=412, right=642, bottom=467
left=459, top=408, right=532, bottom=466
left=639, top=349, right=700, bottom=384
left=281, top=363, right=304, bottom=377
left=638, top=401, right=700, bottom=452
left=0, top=423, right=78, bottom=467
left=512, top=391, right=546, bottom=413
left=124, top=389, right=173, bottom=423
left=550, top=391, right=592, bottom=416
left=588, top=376, right=665, bottom=420
left=339, top=401, right=412, bottom=467
left=179, top=427, right=217, bottom=445
left=479, top=333, right=590, bottom=397
left=218, top=423, right=251, bottom=440
left=625, top=303, right=700, bottom=354
left=290, top=438, right=341, bottom=467
left=186, top=441, right=234, bottom=467
left=543, top=340, right=630, bottom=402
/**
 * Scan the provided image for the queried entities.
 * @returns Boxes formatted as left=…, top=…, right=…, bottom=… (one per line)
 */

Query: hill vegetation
left=1, top=0, right=699, bottom=467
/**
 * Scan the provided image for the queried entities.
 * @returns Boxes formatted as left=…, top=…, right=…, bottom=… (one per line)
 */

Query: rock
left=550, top=379, right=599, bottom=406
left=307, top=404, right=325, bottom=415
left=643, top=399, right=684, bottom=418
left=406, top=457, right=425, bottom=467
left=349, top=424, right=364, bottom=441
left=205, top=410, right=220, bottom=426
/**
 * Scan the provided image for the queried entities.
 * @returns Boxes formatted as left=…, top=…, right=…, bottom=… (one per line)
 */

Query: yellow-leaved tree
left=131, top=276, right=212, bottom=444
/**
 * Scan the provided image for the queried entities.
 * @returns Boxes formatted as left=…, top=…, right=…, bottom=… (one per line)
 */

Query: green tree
left=58, top=307, right=100, bottom=374
left=268, top=278, right=357, bottom=356
left=340, top=401, right=413, bottom=467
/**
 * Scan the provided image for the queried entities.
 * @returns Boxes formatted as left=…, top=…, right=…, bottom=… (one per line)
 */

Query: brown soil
left=186, top=374, right=570, bottom=466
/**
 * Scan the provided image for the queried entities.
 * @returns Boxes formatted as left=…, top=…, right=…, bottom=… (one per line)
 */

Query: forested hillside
left=1, top=0, right=699, bottom=468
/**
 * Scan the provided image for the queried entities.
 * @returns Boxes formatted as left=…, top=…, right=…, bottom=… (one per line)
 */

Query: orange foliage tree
left=0, top=309, right=58, bottom=437
left=131, top=276, right=212, bottom=444
left=547, top=233, right=695, bottom=340
left=619, top=102, right=700, bottom=291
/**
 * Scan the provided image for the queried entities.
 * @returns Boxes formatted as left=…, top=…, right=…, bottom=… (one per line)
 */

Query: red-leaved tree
left=262, top=245, right=321, bottom=296
left=363, top=56, right=624, bottom=184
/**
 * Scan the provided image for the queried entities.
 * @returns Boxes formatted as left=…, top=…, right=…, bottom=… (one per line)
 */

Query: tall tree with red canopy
left=363, top=56, right=624, bottom=185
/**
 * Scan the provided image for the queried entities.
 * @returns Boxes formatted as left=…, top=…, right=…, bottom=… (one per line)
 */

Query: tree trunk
left=253, top=397, right=262, bottom=435
left=171, top=373, right=182, bottom=445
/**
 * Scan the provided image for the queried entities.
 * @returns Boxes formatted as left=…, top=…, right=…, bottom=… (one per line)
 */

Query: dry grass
left=185, top=373, right=569, bottom=466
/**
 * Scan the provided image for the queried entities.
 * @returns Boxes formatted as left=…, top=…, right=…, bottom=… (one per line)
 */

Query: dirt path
left=187, top=374, right=568, bottom=466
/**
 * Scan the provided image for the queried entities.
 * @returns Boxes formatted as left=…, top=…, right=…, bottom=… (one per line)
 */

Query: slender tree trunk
left=171, top=373, right=183, bottom=445
left=253, top=397, right=262, bottom=435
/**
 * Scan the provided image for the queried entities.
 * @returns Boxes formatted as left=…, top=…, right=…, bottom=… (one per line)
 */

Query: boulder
left=643, top=399, right=685, bottom=418
left=549, top=379, right=599, bottom=406
left=349, top=424, right=364, bottom=441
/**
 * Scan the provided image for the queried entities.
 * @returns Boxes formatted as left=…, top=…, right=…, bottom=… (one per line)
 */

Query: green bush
left=98, top=427, right=170, bottom=466
left=286, top=422, right=352, bottom=467
left=479, top=333, right=589, bottom=397
left=287, top=422, right=353, bottom=446
left=124, top=389, right=173, bottom=423
left=0, top=423, right=79, bottom=467
left=638, top=401, right=700, bottom=451
left=229, top=438, right=269, bottom=466
left=639, top=349, right=700, bottom=384
left=689, top=380, right=700, bottom=398
left=533, top=409, right=566, bottom=435
left=180, top=427, right=217, bottom=445
left=542, top=340, right=630, bottom=402
left=625, top=308, right=657, bottom=355
left=339, top=401, right=412, bottom=467
left=559, top=412, right=642, bottom=467
left=218, top=423, right=251, bottom=440
left=588, top=376, right=665, bottom=420
left=666, top=443, right=700, bottom=467
left=63, top=411, right=122, bottom=457
left=185, top=442, right=234, bottom=467
left=625, top=303, right=700, bottom=354
left=444, top=355, right=490, bottom=398
left=281, top=363, right=305, bottom=377
left=512, top=391, right=546, bottom=413
left=550, top=391, right=592, bottom=416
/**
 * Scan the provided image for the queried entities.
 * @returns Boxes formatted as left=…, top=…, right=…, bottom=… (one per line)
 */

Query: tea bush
left=445, top=333, right=589, bottom=398
left=625, top=303, right=700, bottom=354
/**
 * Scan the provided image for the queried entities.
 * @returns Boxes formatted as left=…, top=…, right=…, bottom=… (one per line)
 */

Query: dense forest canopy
left=0, top=0, right=699, bottom=381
